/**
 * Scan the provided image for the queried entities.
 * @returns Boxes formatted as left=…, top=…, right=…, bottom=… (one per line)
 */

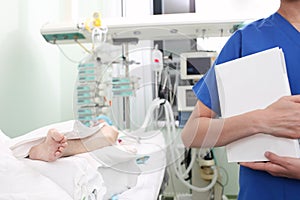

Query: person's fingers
left=48, top=129, right=65, bottom=142
left=240, top=161, right=284, bottom=176
left=264, top=151, right=278, bottom=161
left=60, top=141, right=68, bottom=148
left=60, top=135, right=68, bottom=143
left=240, top=152, right=295, bottom=178
left=265, top=163, right=288, bottom=177
left=58, top=146, right=65, bottom=153
left=54, top=150, right=63, bottom=157
left=264, top=151, right=288, bottom=166
left=240, top=162, right=268, bottom=171
left=284, top=94, right=300, bottom=103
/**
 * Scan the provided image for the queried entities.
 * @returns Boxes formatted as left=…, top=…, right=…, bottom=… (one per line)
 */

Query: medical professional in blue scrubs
left=181, top=0, right=300, bottom=199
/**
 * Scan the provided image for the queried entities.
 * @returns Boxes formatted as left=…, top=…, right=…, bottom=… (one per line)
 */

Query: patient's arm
left=28, top=124, right=119, bottom=162
left=63, top=124, right=119, bottom=156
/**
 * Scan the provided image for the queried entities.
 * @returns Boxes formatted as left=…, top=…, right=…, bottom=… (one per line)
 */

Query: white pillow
left=0, top=129, right=12, bottom=155
left=0, top=129, right=10, bottom=143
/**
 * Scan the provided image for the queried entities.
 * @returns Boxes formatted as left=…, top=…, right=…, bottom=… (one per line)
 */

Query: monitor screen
left=180, top=51, right=217, bottom=80
left=186, top=57, right=211, bottom=75
left=177, top=85, right=197, bottom=111
left=185, top=89, right=197, bottom=107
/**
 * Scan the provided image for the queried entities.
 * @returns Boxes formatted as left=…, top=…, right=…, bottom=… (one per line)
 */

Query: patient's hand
left=28, top=129, right=68, bottom=162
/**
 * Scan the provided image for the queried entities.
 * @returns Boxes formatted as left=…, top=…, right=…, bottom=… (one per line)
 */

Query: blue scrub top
left=193, top=13, right=300, bottom=200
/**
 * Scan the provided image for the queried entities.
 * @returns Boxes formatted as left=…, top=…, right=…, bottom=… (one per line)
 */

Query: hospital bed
left=1, top=120, right=167, bottom=200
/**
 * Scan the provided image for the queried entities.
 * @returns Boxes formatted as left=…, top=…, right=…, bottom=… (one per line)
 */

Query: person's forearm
left=182, top=95, right=300, bottom=148
left=181, top=109, right=261, bottom=148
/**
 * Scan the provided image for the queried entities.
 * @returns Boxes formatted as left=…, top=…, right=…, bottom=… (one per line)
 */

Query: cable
left=75, top=40, right=92, bottom=54
left=162, top=99, right=218, bottom=193
left=217, top=166, right=229, bottom=188
left=56, top=44, right=81, bottom=64
left=180, top=148, right=196, bottom=178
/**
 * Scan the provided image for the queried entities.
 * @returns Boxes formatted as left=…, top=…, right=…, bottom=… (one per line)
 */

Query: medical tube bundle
left=76, top=52, right=112, bottom=127
left=75, top=44, right=141, bottom=128
left=73, top=12, right=138, bottom=128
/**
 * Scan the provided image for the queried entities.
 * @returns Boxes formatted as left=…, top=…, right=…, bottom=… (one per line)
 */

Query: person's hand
left=240, top=151, right=300, bottom=179
left=261, top=95, right=300, bottom=139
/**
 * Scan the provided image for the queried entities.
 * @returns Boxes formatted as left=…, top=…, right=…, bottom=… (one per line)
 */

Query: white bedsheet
left=21, top=155, right=106, bottom=199
left=1, top=127, right=106, bottom=200
left=76, top=129, right=167, bottom=200
left=0, top=130, right=73, bottom=200
left=4, top=120, right=167, bottom=200
left=118, top=130, right=167, bottom=200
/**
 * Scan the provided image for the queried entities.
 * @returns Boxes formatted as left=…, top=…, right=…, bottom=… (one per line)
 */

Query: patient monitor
left=180, top=51, right=217, bottom=80
left=177, top=51, right=217, bottom=127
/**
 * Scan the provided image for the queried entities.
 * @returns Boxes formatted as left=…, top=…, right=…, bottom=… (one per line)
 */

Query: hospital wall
left=0, top=0, right=61, bottom=137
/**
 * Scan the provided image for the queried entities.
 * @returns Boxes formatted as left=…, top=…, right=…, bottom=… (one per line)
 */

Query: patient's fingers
left=58, top=146, right=66, bottom=152
left=54, top=146, right=66, bottom=157
left=48, top=129, right=66, bottom=142
left=60, top=141, right=68, bottom=147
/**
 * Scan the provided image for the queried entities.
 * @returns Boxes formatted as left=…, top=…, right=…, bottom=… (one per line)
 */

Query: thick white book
left=215, top=47, right=300, bottom=162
